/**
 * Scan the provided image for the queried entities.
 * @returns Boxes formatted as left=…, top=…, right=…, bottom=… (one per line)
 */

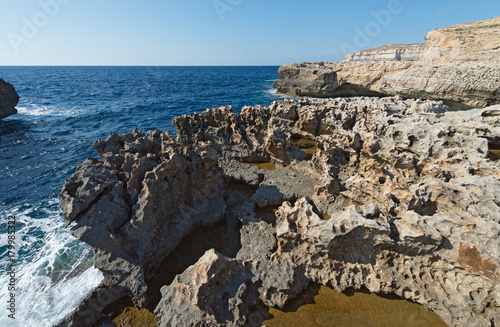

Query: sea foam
left=0, top=200, right=103, bottom=327
left=16, top=105, right=85, bottom=117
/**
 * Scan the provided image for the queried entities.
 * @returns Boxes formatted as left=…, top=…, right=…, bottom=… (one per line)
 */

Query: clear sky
left=0, top=0, right=498, bottom=66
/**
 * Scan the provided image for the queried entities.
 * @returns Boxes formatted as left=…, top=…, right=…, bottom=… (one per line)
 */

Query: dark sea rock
left=57, top=97, right=500, bottom=327
left=0, top=78, right=19, bottom=119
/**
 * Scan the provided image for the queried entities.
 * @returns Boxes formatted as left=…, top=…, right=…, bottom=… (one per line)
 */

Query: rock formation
left=57, top=96, right=500, bottom=327
left=0, top=78, right=19, bottom=119
left=272, top=17, right=500, bottom=109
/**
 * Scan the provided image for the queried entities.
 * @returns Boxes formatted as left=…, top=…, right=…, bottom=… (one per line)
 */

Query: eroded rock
left=154, top=249, right=307, bottom=327
left=58, top=97, right=500, bottom=327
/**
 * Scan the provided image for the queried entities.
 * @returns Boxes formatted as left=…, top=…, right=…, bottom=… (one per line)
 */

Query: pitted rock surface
left=57, top=97, right=500, bottom=327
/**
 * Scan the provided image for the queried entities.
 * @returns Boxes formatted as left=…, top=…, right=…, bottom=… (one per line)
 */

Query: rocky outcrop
left=58, top=97, right=500, bottom=327
left=57, top=129, right=226, bottom=326
left=154, top=249, right=307, bottom=327
left=0, top=79, right=19, bottom=119
left=273, top=17, right=500, bottom=109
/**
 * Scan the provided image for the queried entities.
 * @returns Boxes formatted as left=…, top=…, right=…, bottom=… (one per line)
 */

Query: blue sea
left=0, top=66, right=286, bottom=326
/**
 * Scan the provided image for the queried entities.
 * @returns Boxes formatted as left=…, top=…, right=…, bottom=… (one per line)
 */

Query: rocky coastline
left=0, top=78, right=19, bottom=119
left=272, top=17, right=500, bottom=110
left=57, top=95, right=500, bottom=327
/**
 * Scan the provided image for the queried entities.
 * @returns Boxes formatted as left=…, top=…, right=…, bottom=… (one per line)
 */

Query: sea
left=0, top=66, right=287, bottom=327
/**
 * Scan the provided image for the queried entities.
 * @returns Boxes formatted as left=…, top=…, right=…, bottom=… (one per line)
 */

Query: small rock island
left=0, top=79, right=20, bottom=120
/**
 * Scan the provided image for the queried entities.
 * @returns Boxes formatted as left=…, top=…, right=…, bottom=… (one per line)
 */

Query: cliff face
left=57, top=97, right=500, bottom=327
left=0, top=79, right=19, bottom=119
left=342, top=43, right=426, bottom=62
left=421, top=18, right=500, bottom=63
left=273, top=17, right=500, bottom=109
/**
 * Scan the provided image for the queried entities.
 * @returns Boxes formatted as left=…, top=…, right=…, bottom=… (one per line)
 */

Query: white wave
left=264, top=87, right=294, bottom=99
left=0, top=264, right=103, bottom=327
left=0, top=201, right=63, bottom=247
left=0, top=200, right=103, bottom=327
left=16, top=104, right=84, bottom=117
left=265, top=88, right=278, bottom=95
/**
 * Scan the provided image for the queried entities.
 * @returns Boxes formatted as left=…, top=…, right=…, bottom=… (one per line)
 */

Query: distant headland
left=273, top=17, right=500, bottom=111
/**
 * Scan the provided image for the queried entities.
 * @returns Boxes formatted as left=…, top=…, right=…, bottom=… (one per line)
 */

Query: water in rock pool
left=263, top=284, right=448, bottom=327
left=292, top=138, right=317, bottom=160
left=241, top=161, right=277, bottom=171
left=489, top=145, right=500, bottom=161
left=0, top=66, right=286, bottom=326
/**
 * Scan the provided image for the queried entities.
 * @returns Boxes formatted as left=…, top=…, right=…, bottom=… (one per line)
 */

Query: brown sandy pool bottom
left=293, top=138, right=317, bottom=160
left=489, top=148, right=500, bottom=161
left=226, top=181, right=257, bottom=198
left=255, top=205, right=280, bottom=225
left=263, top=284, right=448, bottom=327
left=113, top=307, right=157, bottom=327
left=241, top=161, right=277, bottom=170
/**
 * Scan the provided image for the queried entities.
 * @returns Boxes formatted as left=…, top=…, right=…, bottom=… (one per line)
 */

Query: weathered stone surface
left=57, top=129, right=227, bottom=326
left=273, top=198, right=499, bottom=327
left=273, top=17, right=500, bottom=109
left=237, top=221, right=276, bottom=262
left=156, top=98, right=499, bottom=327
left=58, top=97, right=500, bottom=327
left=0, top=78, right=19, bottom=119
left=250, top=168, right=315, bottom=208
left=154, top=249, right=307, bottom=327
left=61, top=129, right=226, bottom=274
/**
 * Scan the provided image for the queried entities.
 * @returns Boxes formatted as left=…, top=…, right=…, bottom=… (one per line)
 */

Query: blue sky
left=0, top=0, right=498, bottom=65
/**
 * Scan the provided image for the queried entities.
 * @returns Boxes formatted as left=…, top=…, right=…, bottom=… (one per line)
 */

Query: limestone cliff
left=342, top=43, right=425, bottom=62
left=273, top=17, right=500, bottom=109
left=0, top=79, right=19, bottom=119
left=57, top=97, right=500, bottom=327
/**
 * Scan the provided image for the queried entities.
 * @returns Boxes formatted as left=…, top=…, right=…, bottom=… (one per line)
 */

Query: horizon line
left=0, top=64, right=285, bottom=67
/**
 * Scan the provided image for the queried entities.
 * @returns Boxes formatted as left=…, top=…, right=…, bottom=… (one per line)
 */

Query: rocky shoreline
left=272, top=17, right=500, bottom=110
left=57, top=96, right=499, bottom=327
left=0, top=79, right=19, bottom=119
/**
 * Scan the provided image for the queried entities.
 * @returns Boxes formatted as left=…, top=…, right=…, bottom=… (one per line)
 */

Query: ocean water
left=0, top=66, right=286, bottom=326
